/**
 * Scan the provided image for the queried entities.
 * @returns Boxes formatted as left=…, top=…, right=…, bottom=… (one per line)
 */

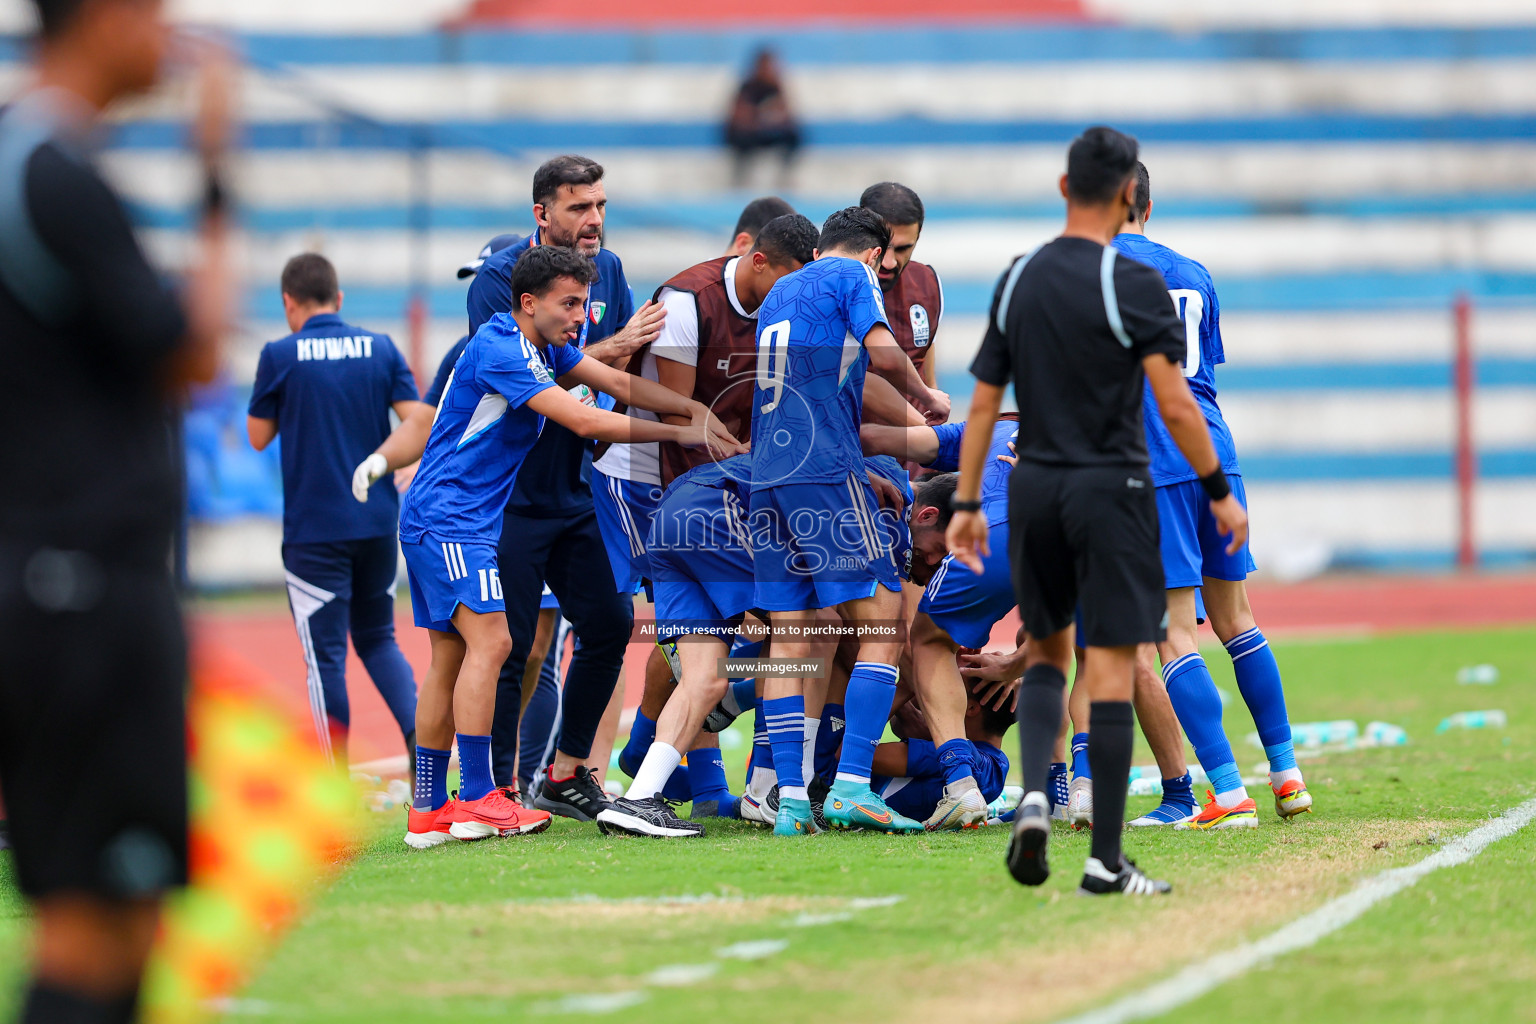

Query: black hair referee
left=947, top=126, right=1247, bottom=897
left=0, top=0, right=231, bottom=1020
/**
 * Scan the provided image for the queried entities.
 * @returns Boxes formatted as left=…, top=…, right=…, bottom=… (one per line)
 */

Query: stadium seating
left=2, top=12, right=1532, bottom=579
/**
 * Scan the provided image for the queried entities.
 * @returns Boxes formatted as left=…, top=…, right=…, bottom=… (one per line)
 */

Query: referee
left=0, top=0, right=231, bottom=1019
left=948, top=126, right=1247, bottom=896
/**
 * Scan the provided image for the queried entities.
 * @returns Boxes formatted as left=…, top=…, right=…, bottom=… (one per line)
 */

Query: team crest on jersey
left=589, top=302, right=607, bottom=326
left=909, top=304, right=931, bottom=347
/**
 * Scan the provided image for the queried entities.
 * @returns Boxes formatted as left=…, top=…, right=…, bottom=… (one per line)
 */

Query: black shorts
left=0, top=553, right=188, bottom=899
left=1007, top=463, right=1167, bottom=648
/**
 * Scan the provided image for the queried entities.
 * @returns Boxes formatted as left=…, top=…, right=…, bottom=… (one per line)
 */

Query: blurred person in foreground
left=0, top=0, right=232, bottom=1020
left=723, top=48, right=800, bottom=187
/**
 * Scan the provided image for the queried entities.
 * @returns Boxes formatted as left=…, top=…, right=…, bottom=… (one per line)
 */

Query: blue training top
left=248, top=312, right=418, bottom=545
left=751, top=256, right=890, bottom=490
left=1112, top=232, right=1241, bottom=487
left=465, top=230, right=634, bottom=517
left=398, top=313, right=583, bottom=545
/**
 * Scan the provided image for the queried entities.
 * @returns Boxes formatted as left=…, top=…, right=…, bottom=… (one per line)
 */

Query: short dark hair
left=859, top=182, right=925, bottom=229
left=1131, top=161, right=1151, bottom=223
left=30, top=0, right=87, bottom=37
left=973, top=681, right=1016, bottom=737
left=913, top=472, right=959, bottom=532
left=1065, top=125, right=1139, bottom=206
left=817, top=207, right=890, bottom=257
left=732, top=196, right=796, bottom=241
left=532, top=155, right=604, bottom=208
left=281, top=253, right=340, bottom=307
left=749, top=213, right=818, bottom=268
left=509, top=245, right=599, bottom=307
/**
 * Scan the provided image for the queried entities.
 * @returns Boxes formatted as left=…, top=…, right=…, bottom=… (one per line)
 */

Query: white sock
left=746, top=765, right=777, bottom=800
left=1215, top=785, right=1250, bottom=806
left=801, top=715, right=820, bottom=783
left=625, top=742, right=683, bottom=801
left=780, top=785, right=808, bottom=802
left=1270, top=767, right=1304, bottom=788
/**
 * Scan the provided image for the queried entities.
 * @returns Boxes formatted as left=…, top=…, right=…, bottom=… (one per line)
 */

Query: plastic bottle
left=1436, top=710, right=1508, bottom=733
left=1126, top=765, right=1161, bottom=783
left=1128, top=777, right=1163, bottom=797
left=1290, top=720, right=1359, bottom=747
left=987, top=785, right=1024, bottom=817
left=1456, top=665, right=1500, bottom=685
left=1363, top=722, right=1408, bottom=746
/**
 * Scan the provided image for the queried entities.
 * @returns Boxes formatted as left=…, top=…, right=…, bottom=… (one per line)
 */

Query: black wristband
left=1199, top=467, right=1231, bottom=501
left=201, top=168, right=228, bottom=216
left=951, top=499, right=982, bottom=513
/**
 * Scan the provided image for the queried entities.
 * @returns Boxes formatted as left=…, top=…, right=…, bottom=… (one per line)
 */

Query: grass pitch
left=2, top=624, right=1533, bottom=1022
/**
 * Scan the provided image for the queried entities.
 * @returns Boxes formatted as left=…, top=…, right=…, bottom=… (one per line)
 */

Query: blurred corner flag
left=140, top=639, right=362, bottom=1024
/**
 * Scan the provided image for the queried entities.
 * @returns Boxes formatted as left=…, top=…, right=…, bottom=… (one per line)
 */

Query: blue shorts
left=918, top=521, right=1016, bottom=650
left=648, top=481, right=757, bottom=640
left=749, top=475, right=903, bottom=613
left=402, top=535, right=502, bottom=632
left=1157, top=475, right=1258, bottom=590
left=592, top=469, right=663, bottom=595
left=539, top=583, right=560, bottom=612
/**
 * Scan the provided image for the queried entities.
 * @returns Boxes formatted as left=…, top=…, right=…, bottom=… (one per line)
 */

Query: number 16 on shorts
left=478, top=567, right=502, bottom=602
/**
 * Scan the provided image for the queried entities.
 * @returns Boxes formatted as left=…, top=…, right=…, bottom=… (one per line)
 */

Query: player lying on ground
left=870, top=681, right=1014, bottom=825
left=1117, top=162, right=1311, bottom=830
left=393, top=246, right=743, bottom=848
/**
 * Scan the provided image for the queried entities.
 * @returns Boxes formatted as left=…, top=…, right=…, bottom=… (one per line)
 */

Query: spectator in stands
left=248, top=253, right=426, bottom=774
left=723, top=48, right=801, bottom=187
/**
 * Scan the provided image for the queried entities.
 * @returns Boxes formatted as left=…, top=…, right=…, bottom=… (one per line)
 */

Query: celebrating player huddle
left=325, top=129, right=1311, bottom=897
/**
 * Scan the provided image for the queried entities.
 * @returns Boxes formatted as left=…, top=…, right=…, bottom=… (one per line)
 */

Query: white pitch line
left=1054, top=794, right=1536, bottom=1024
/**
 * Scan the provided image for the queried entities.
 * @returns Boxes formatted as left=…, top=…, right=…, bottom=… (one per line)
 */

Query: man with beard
left=860, top=182, right=942, bottom=386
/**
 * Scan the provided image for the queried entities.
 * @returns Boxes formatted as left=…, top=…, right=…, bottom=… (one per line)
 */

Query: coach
left=949, top=126, right=1246, bottom=897
left=0, top=0, right=231, bottom=1018
left=464, top=155, right=663, bottom=819
left=248, top=253, right=425, bottom=771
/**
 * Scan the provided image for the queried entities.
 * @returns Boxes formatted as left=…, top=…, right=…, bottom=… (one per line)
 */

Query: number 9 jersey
left=1113, top=232, right=1241, bottom=488
left=750, top=257, right=891, bottom=489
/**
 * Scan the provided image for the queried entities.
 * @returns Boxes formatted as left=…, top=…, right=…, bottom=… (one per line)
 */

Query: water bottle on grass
left=1436, top=710, right=1508, bottom=733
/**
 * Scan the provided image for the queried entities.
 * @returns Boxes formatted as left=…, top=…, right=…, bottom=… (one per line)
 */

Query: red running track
left=193, top=573, right=1536, bottom=768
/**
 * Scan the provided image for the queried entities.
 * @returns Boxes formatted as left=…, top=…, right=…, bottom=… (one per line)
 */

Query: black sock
left=1088, top=701, right=1135, bottom=868
left=1016, top=664, right=1067, bottom=795
left=21, top=981, right=137, bottom=1024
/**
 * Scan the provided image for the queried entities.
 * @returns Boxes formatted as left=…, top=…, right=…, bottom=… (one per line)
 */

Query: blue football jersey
left=248, top=313, right=419, bottom=545
left=865, top=454, right=915, bottom=579
left=1113, top=233, right=1241, bottom=486
left=398, top=314, right=583, bottom=545
left=927, top=419, right=1018, bottom=525
left=750, top=257, right=891, bottom=488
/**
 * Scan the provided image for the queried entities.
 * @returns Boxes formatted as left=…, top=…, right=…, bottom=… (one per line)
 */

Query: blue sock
left=936, top=738, right=975, bottom=786
left=764, top=695, right=806, bottom=791
left=662, top=762, right=693, bottom=802
left=1162, top=771, right=1195, bottom=808
left=688, top=744, right=735, bottom=817
left=455, top=734, right=494, bottom=802
left=814, top=701, right=845, bottom=783
left=730, top=636, right=764, bottom=659
left=751, top=696, right=774, bottom=784
left=726, top=677, right=757, bottom=718
left=619, top=708, right=657, bottom=778
left=1071, top=732, right=1091, bottom=780
left=1162, top=653, right=1240, bottom=785
left=836, top=662, right=900, bottom=784
left=1226, top=627, right=1296, bottom=770
left=413, top=745, right=450, bottom=811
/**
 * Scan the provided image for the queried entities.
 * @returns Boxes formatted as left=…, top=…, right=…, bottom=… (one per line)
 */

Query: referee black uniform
left=961, top=126, right=1222, bottom=897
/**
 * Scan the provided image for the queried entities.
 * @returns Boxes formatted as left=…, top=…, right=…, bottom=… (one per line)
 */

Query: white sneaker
left=1068, top=777, right=1094, bottom=829
left=739, top=788, right=774, bottom=825
left=923, top=778, right=989, bottom=830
